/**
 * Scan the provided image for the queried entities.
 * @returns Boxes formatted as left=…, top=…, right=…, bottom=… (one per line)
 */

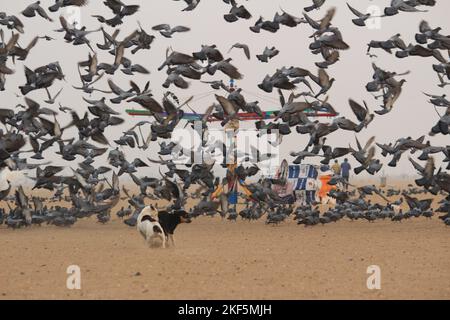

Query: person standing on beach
left=341, top=158, right=351, bottom=190
left=331, top=160, right=341, bottom=175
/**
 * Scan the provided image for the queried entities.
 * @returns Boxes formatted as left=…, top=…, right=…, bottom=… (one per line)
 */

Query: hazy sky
left=2, top=0, right=450, bottom=179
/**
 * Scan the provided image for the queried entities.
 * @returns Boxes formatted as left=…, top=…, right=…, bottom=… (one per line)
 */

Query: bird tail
left=206, top=65, right=216, bottom=76
left=352, top=18, right=366, bottom=27
left=19, top=85, right=33, bottom=95
left=249, top=26, right=261, bottom=33
left=223, top=14, right=238, bottom=23
left=48, top=3, right=60, bottom=12
left=415, top=177, right=427, bottom=187
left=384, top=7, right=399, bottom=16
left=388, top=158, right=398, bottom=167
left=256, top=55, right=267, bottom=63
left=192, top=51, right=206, bottom=61
left=354, top=166, right=365, bottom=175
left=304, top=5, right=316, bottom=12
left=374, top=109, right=389, bottom=116
left=157, top=62, right=167, bottom=71
left=81, top=74, right=93, bottom=83
left=395, top=51, right=409, bottom=59
left=355, top=122, right=365, bottom=133
left=415, top=33, right=428, bottom=44
left=418, top=153, right=429, bottom=161
left=438, top=121, right=449, bottom=135
left=110, top=97, right=123, bottom=104
left=161, top=30, right=173, bottom=38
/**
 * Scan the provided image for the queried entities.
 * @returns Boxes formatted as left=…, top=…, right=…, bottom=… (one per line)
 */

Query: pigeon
left=304, top=0, right=326, bottom=12
left=228, top=43, right=250, bottom=60
left=92, top=0, right=140, bottom=27
left=22, top=2, right=53, bottom=22
left=49, top=0, right=88, bottom=12
left=173, top=0, right=201, bottom=12
left=152, top=24, right=190, bottom=38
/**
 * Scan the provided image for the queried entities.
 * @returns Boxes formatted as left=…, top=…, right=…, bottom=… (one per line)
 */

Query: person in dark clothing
left=341, top=158, right=352, bottom=190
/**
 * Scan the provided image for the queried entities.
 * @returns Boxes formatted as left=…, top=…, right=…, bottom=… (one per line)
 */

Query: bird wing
left=122, top=5, right=140, bottom=17
left=318, top=68, right=330, bottom=86
left=22, top=5, right=36, bottom=18
left=355, top=136, right=362, bottom=151
left=129, top=80, right=141, bottom=94
left=419, top=20, right=432, bottom=33
left=349, top=99, right=367, bottom=122
left=215, top=95, right=236, bottom=116
left=36, top=5, right=52, bottom=21
left=59, top=16, right=70, bottom=32
left=278, top=89, right=286, bottom=107
left=107, top=79, right=124, bottom=95
left=424, top=156, right=435, bottom=179
left=104, top=0, right=123, bottom=14
left=364, top=136, right=376, bottom=152
left=346, top=3, right=364, bottom=17
left=172, top=25, right=190, bottom=33
left=303, top=12, right=320, bottom=30
left=152, top=24, right=170, bottom=31
left=409, top=157, right=425, bottom=174
left=319, top=7, right=336, bottom=31
left=243, top=44, right=250, bottom=59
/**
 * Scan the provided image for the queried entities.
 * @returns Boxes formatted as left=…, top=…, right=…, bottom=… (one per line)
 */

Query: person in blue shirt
left=341, top=158, right=351, bottom=190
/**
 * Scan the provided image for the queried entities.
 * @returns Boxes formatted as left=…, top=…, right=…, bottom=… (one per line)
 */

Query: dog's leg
left=146, top=236, right=153, bottom=248
left=169, top=234, right=175, bottom=247
left=164, top=235, right=170, bottom=248
left=162, top=231, right=167, bottom=249
left=161, top=233, right=166, bottom=249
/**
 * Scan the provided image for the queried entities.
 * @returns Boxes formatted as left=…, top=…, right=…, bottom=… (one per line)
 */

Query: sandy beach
left=1, top=205, right=449, bottom=300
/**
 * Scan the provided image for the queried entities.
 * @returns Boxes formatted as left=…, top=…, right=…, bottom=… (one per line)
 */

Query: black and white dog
left=137, top=206, right=192, bottom=248
left=157, top=209, right=192, bottom=247
left=137, top=206, right=166, bottom=248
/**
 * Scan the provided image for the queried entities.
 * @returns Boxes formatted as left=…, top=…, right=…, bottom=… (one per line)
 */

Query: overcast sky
left=2, top=0, right=450, bottom=179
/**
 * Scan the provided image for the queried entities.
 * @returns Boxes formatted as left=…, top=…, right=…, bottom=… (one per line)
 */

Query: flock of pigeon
left=0, top=0, right=449, bottom=231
